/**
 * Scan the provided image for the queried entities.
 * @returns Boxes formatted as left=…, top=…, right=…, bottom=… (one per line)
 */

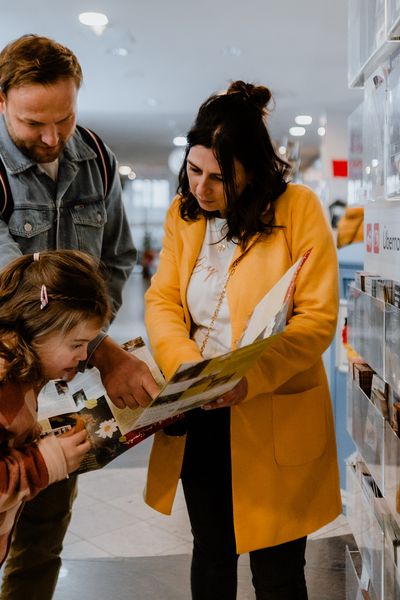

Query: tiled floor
left=61, top=446, right=351, bottom=562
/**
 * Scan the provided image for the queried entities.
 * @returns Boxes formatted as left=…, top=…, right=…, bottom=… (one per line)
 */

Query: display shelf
left=347, top=3, right=400, bottom=597
left=388, top=0, right=400, bottom=36
left=347, top=378, right=385, bottom=492
left=363, top=68, right=387, bottom=202
left=347, top=462, right=385, bottom=597
left=349, top=0, right=400, bottom=88
left=348, top=103, right=367, bottom=206
left=347, top=286, right=385, bottom=376
left=384, top=302, right=400, bottom=392
left=345, top=546, right=372, bottom=599
left=386, top=47, right=400, bottom=197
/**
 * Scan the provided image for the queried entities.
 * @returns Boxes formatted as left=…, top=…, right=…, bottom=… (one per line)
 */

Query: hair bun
left=227, top=80, right=272, bottom=114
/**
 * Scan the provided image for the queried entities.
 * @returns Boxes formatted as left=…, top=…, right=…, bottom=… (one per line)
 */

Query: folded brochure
left=38, top=249, right=311, bottom=472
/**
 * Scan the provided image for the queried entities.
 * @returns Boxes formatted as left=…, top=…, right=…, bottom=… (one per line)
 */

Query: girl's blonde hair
left=0, top=250, right=112, bottom=383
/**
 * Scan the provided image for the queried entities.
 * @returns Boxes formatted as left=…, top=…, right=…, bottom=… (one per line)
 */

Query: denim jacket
left=0, top=116, right=137, bottom=316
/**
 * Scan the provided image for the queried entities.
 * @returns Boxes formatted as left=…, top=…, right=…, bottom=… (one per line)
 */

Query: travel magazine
left=38, top=249, right=311, bottom=473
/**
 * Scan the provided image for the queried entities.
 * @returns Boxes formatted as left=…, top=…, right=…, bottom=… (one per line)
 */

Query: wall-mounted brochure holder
left=385, top=302, right=400, bottom=392
left=345, top=547, right=368, bottom=599
left=347, top=286, right=385, bottom=376
left=349, top=0, right=400, bottom=88
left=346, top=462, right=385, bottom=597
left=347, top=378, right=385, bottom=491
left=383, top=421, right=400, bottom=515
left=386, top=47, right=400, bottom=198
left=348, top=103, right=367, bottom=206
left=363, top=68, right=387, bottom=202
left=388, top=0, right=400, bottom=37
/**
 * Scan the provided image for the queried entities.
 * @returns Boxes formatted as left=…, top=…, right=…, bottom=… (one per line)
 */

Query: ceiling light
left=173, top=136, right=187, bottom=147
left=78, top=12, right=108, bottom=35
left=128, top=171, right=137, bottom=180
left=295, top=115, right=312, bottom=125
left=317, top=126, right=326, bottom=137
left=110, top=47, right=129, bottom=57
left=222, top=46, right=243, bottom=56
left=118, top=165, right=132, bottom=176
left=278, top=146, right=287, bottom=155
left=79, top=12, right=108, bottom=26
left=371, top=159, right=379, bottom=168
left=289, top=126, right=306, bottom=137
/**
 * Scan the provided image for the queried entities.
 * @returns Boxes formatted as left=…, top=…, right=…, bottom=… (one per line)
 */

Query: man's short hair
left=0, top=34, right=83, bottom=95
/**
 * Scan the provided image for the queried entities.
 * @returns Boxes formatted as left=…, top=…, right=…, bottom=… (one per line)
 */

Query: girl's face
left=186, top=145, right=249, bottom=216
left=33, top=319, right=102, bottom=381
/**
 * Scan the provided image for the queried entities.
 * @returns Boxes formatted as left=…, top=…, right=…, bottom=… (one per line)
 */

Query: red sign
left=332, top=159, right=348, bottom=177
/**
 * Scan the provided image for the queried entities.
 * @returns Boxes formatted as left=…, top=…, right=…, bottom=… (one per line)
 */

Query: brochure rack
left=345, top=3, right=400, bottom=597
left=346, top=285, right=400, bottom=598
left=348, top=0, right=400, bottom=88
left=348, top=102, right=366, bottom=206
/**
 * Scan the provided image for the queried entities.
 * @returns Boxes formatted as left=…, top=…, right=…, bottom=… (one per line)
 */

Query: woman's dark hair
left=0, top=250, right=111, bottom=383
left=178, top=80, right=291, bottom=248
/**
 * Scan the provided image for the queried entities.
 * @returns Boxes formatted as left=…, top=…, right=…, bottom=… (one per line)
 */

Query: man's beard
left=13, top=137, right=66, bottom=163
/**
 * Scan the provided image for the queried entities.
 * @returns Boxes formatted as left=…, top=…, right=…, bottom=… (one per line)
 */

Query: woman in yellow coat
left=144, top=81, right=341, bottom=600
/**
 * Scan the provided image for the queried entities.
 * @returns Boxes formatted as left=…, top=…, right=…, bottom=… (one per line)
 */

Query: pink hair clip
left=40, top=284, right=49, bottom=310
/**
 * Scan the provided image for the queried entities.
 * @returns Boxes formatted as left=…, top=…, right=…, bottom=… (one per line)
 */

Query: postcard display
left=345, top=2, right=400, bottom=598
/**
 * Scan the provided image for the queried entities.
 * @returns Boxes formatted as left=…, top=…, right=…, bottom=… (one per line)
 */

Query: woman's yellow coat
left=144, top=183, right=342, bottom=554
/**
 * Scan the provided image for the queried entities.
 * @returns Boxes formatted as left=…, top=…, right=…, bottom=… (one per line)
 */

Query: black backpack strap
left=77, top=125, right=113, bottom=197
left=0, top=155, right=13, bottom=224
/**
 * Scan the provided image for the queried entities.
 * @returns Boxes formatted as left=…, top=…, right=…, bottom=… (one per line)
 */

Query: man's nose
left=40, top=125, right=59, bottom=147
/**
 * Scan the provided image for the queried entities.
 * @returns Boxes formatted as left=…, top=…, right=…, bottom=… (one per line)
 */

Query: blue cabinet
left=329, top=243, right=363, bottom=489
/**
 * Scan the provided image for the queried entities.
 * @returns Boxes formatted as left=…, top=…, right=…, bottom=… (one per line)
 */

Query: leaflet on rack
left=38, top=249, right=311, bottom=473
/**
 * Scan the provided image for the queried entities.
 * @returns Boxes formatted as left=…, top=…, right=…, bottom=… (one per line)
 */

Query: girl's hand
left=202, top=377, right=248, bottom=410
left=58, top=429, right=91, bottom=473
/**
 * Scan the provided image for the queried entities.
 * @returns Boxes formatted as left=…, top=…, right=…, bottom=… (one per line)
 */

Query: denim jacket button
left=24, top=222, right=33, bottom=232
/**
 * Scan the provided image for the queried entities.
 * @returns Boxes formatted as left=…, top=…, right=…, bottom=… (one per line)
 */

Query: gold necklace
left=199, top=253, right=244, bottom=356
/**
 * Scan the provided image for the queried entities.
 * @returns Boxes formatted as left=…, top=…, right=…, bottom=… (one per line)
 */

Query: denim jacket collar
left=0, top=116, right=96, bottom=175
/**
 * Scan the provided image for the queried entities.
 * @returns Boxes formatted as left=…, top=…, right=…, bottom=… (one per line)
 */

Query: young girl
left=0, top=249, right=112, bottom=566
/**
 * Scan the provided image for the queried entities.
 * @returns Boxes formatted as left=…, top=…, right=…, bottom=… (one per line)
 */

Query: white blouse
left=186, top=218, right=236, bottom=359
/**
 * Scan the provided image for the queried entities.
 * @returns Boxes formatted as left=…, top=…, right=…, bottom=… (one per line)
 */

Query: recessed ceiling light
left=173, top=136, right=187, bottom=147
left=118, top=165, right=132, bottom=176
left=278, top=146, right=287, bottom=155
left=110, top=47, right=129, bottom=57
left=295, top=115, right=312, bottom=125
left=289, top=126, right=306, bottom=137
left=78, top=12, right=108, bottom=35
left=79, top=12, right=108, bottom=26
left=317, top=126, right=326, bottom=137
left=223, top=46, right=242, bottom=56
left=128, top=171, right=137, bottom=180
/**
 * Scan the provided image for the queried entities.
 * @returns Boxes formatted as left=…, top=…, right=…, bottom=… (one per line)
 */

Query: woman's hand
left=202, top=377, right=248, bottom=410
left=58, top=429, right=91, bottom=474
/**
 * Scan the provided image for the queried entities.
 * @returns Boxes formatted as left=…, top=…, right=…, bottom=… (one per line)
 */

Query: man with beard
left=0, top=34, right=159, bottom=599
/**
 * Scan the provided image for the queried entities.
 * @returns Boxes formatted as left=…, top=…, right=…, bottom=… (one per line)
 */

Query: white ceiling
left=1, top=1, right=362, bottom=174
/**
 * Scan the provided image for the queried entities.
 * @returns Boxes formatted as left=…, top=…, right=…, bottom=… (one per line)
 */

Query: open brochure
left=38, top=249, right=311, bottom=473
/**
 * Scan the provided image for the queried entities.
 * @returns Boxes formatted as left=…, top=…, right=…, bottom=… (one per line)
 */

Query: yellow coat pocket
left=272, top=385, right=327, bottom=466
